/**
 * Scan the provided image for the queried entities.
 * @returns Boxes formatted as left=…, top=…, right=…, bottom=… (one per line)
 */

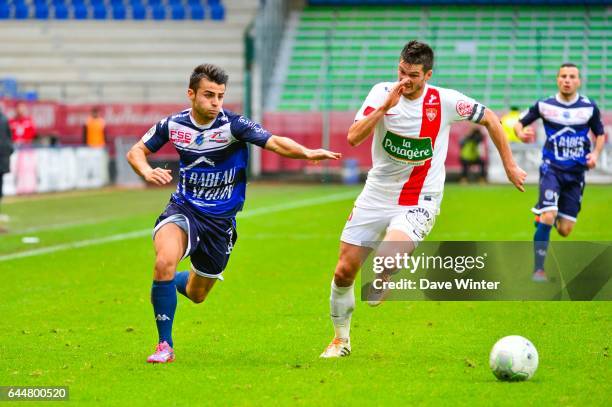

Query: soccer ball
left=489, top=335, right=539, bottom=381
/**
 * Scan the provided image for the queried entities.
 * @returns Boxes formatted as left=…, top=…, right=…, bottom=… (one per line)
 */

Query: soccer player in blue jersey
left=126, top=64, right=341, bottom=363
left=514, top=63, right=606, bottom=282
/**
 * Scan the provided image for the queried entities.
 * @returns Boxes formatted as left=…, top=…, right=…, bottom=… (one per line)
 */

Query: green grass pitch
left=0, top=183, right=610, bottom=405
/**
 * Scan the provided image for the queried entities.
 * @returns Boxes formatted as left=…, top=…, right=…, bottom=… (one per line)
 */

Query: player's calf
left=187, top=286, right=211, bottom=304
left=533, top=210, right=555, bottom=282
left=323, top=243, right=368, bottom=358
left=556, top=219, right=575, bottom=237
left=177, top=271, right=217, bottom=304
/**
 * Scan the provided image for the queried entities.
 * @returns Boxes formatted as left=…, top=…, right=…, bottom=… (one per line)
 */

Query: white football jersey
left=354, top=82, right=486, bottom=208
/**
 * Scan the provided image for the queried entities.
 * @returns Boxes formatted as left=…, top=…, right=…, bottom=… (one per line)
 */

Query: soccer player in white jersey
left=320, top=41, right=527, bottom=358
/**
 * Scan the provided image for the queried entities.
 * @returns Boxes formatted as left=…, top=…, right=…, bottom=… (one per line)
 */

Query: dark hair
left=560, top=62, right=578, bottom=70
left=400, top=40, right=434, bottom=72
left=559, top=62, right=580, bottom=76
left=189, top=64, right=228, bottom=91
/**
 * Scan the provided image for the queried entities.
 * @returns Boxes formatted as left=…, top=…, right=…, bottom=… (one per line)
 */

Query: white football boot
left=320, top=337, right=351, bottom=358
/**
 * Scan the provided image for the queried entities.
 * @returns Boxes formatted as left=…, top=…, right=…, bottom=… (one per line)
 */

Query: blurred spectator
left=501, top=106, right=523, bottom=143
left=459, top=128, right=486, bottom=183
left=0, top=106, right=14, bottom=233
left=83, top=106, right=107, bottom=147
left=9, top=102, right=37, bottom=146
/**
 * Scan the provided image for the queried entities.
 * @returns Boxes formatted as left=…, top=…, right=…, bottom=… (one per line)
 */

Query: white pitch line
left=0, top=190, right=357, bottom=262
left=14, top=216, right=120, bottom=234
left=0, top=230, right=151, bottom=262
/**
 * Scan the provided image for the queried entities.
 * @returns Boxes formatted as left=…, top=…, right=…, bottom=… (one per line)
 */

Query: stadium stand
left=0, top=0, right=226, bottom=21
left=0, top=0, right=257, bottom=104
left=275, top=4, right=610, bottom=112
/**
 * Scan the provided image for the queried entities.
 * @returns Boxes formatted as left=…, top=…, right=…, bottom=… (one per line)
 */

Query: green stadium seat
left=276, top=5, right=609, bottom=111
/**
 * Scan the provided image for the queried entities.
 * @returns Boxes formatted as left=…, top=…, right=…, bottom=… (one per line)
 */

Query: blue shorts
left=532, top=163, right=585, bottom=222
left=153, top=199, right=237, bottom=280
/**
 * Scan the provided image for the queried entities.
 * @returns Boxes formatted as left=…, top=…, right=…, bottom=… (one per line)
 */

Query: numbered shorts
left=340, top=203, right=439, bottom=248
left=532, top=164, right=585, bottom=222
left=153, top=200, right=237, bottom=280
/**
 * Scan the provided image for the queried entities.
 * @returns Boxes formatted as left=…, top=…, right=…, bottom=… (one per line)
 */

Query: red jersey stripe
left=398, top=88, right=442, bottom=206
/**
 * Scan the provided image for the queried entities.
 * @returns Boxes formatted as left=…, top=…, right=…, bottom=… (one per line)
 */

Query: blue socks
left=151, top=279, right=177, bottom=347
left=533, top=222, right=552, bottom=271
left=175, top=271, right=190, bottom=298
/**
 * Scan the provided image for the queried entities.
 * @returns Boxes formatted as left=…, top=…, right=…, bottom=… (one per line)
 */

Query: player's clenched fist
left=144, top=168, right=172, bottom=185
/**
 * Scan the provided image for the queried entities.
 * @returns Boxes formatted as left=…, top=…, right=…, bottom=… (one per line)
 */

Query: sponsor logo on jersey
left=426, top=94, right=439, bottom=105
left=170, top=129, right=193, bottom=144
left=539, top=102, right=595, bottom=126
left=238, top=116, right=267, bottom=134
left=456, top=100, right=474, bottom=117
left=185, top=167, right=237, bottom=202
left=549, top=126, right=587, bottom=161
left=541, top=106, right=559, bottom=117
left=382, top=131, right=433, bottom=165
left=209, top=131, right=229, bottom=143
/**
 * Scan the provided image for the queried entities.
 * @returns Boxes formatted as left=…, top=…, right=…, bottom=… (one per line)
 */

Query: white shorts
left=340, top=202, right=439, bottom=248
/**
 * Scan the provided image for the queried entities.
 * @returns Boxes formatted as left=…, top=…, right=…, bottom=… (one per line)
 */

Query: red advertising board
left=0, top=99, right=239, bottom=157
left=1, top=99, right=609, bottom=170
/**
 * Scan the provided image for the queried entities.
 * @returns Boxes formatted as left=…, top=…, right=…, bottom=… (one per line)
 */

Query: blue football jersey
left=519, top=94, right=604, bottom=172
left=142, top=108, right=272, bottom=218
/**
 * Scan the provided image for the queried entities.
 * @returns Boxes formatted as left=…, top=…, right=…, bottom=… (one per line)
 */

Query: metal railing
left=253, top=0, right=290, bottom=105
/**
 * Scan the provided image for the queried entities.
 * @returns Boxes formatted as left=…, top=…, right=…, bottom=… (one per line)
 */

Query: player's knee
left=334, top=259, right=359, bottom=286
left=154, top=256, right=177, bottom=280
left=539, top=211, right=556, bottom=225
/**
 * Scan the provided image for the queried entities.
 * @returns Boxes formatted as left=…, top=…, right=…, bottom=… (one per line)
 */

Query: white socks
left=330, top=280, right=355, bottom=340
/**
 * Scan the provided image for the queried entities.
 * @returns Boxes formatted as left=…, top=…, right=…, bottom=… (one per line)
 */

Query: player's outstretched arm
left=347, top=79, right=410, bottom=147
left=480, top=109, right=527, bottom=192
left=264, top=135, right=342, bottom=162
left=126, top=140, right=173, bottom=185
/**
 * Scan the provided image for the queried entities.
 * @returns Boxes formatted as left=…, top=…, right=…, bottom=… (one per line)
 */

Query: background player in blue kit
left=126, top=64, right=341, bottom=363
left=514, top=63, right=606, bottom=282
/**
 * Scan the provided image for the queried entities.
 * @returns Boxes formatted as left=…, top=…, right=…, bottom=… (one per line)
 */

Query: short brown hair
left=558, top=62, right=580, bottom=76
left=400, top=40, right=434, bottom=72
left=189, top=64, right=228, bottom=91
